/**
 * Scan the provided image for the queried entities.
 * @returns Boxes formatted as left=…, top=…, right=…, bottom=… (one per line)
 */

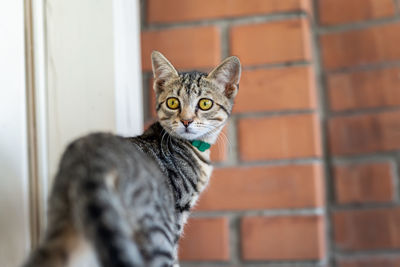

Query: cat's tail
left=22, top=171, right=145, bottom=267
left=21, top=224, right=76, bottom=267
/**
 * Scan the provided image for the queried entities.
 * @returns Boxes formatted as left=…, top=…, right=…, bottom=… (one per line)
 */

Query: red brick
left=321, top=23, right=400, bottom=71
left=328, top=111, right=400, bottom=155
left=195, top=164, right=324, bottom=211
left=143, top=118, right=156, bottom=131
left=238, top=114, right=321, bottom=161
left=241, top=216, right=325, bottom=260
left=318, top=0, right=395, bottom=26
left=234, top=66, right=316, bottom=113
left=333, top=162, right=393, bottom=204
left=148, top=0, right=312, bottom=23
left=334, top=208, right=400, bottom=250
left=328, top=67, right=400, bottom=111
left=179, top=217, right=229, bottom=261
left=337, top=257, right=400, bottom=267
left=231, top=19, right=311, bottom=66
left=141, top=27, right=220, bottom=71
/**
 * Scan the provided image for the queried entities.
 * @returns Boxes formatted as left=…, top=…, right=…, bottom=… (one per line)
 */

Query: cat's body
left=23, top=52, right=241, bottom=267
left=29, top=123, right=210, bottom=267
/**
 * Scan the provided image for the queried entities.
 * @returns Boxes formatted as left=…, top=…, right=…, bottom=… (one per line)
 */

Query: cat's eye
left=198, top=98, right=213, bottom=111
left=166, top=97, right=180, bottom=110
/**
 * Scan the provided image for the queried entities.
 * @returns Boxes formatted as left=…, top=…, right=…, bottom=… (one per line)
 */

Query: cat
left=22, top=51, right=241, bottom=267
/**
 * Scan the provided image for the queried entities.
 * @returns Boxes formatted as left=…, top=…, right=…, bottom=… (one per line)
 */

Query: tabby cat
left=23, top=51, right=241, bottom=267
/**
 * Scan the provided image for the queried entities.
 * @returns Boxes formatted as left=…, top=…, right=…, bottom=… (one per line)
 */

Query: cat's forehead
left=179, top=71, right=207, bottom=85
left=177, top=71, right=208, bottom=94
left=161, top=70, right=221, bottom=101
left=159, top=71, right=209, bottom=99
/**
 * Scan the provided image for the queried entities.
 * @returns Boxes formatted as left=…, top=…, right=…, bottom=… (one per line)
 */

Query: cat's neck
left=196, top=129, right=221, bottom=145
left=148, top=121, right=220, bottom=156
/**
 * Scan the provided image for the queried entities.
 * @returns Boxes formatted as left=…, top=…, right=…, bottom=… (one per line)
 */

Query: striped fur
left=22, top=51, right=241, bottom=267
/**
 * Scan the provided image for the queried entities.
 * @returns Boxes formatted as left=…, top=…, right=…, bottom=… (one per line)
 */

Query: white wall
left=0, top=0, right=31, bottom=266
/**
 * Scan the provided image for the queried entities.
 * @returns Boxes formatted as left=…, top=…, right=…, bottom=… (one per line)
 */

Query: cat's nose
left=181, top=119, right=194, bottom=128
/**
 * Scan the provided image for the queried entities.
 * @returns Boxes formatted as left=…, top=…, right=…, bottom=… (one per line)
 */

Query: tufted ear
left=207, top=56, right=241, bottom=99
left=151, top=51, right=179, bottom=87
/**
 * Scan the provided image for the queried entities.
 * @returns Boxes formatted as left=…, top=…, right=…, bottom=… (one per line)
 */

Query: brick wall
left=140, top=0, right=400, bottom=266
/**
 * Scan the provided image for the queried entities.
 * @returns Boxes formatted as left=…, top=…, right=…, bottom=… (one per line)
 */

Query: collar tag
left=191, top=140, right=211, bottom=152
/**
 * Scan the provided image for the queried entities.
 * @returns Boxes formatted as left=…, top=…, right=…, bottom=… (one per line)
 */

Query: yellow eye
left=198, top=98, right=213, bottom=111
left=166, top=97, right=180, bottom=109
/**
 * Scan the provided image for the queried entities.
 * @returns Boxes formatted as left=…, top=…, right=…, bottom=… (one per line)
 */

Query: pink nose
left=181, top=119, right=193, bottom=128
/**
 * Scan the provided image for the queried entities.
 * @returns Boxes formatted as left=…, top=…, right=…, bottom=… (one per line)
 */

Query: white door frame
left=113, top=0, right=143, bottom=137
left=27, top=0, right=49, bottom=244
left=31, top=0, right=144, bottom=235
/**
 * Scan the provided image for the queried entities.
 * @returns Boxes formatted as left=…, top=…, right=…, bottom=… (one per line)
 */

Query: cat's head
left=151, top=51, right=241, bottom=143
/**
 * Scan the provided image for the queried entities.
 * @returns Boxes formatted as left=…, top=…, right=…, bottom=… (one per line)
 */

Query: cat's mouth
left=178, top=124, right=194, bottom=134
left=177, top=127, right=201, bottom=140
left=180, top=129, right=195, bottom=136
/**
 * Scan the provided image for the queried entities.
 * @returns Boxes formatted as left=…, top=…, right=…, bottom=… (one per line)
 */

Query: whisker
left=218, top=130, right=233, bottom=155
left=200, top=123, right=233, bottom=155
left=197, top=123, right=232, bottom=159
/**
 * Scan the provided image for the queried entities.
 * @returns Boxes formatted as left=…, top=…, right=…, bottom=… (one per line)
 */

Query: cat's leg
left=132, top=227, right=176, bottom=267
left=72, top=174, right=145, bottom=267
left=128, top=204, right=177, bottom=267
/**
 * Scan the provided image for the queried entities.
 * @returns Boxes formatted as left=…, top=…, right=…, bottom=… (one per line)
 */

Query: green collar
left=191, top=140, right=211, bottom=152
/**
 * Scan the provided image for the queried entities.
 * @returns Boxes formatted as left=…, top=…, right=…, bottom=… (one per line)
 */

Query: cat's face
left=151, top=51, right=241, bottom=142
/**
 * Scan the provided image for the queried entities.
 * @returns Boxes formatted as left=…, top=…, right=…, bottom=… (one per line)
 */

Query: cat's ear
left=207, top=56, right=241, bottom=99
left=151, top=51, right=179, bottom=85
